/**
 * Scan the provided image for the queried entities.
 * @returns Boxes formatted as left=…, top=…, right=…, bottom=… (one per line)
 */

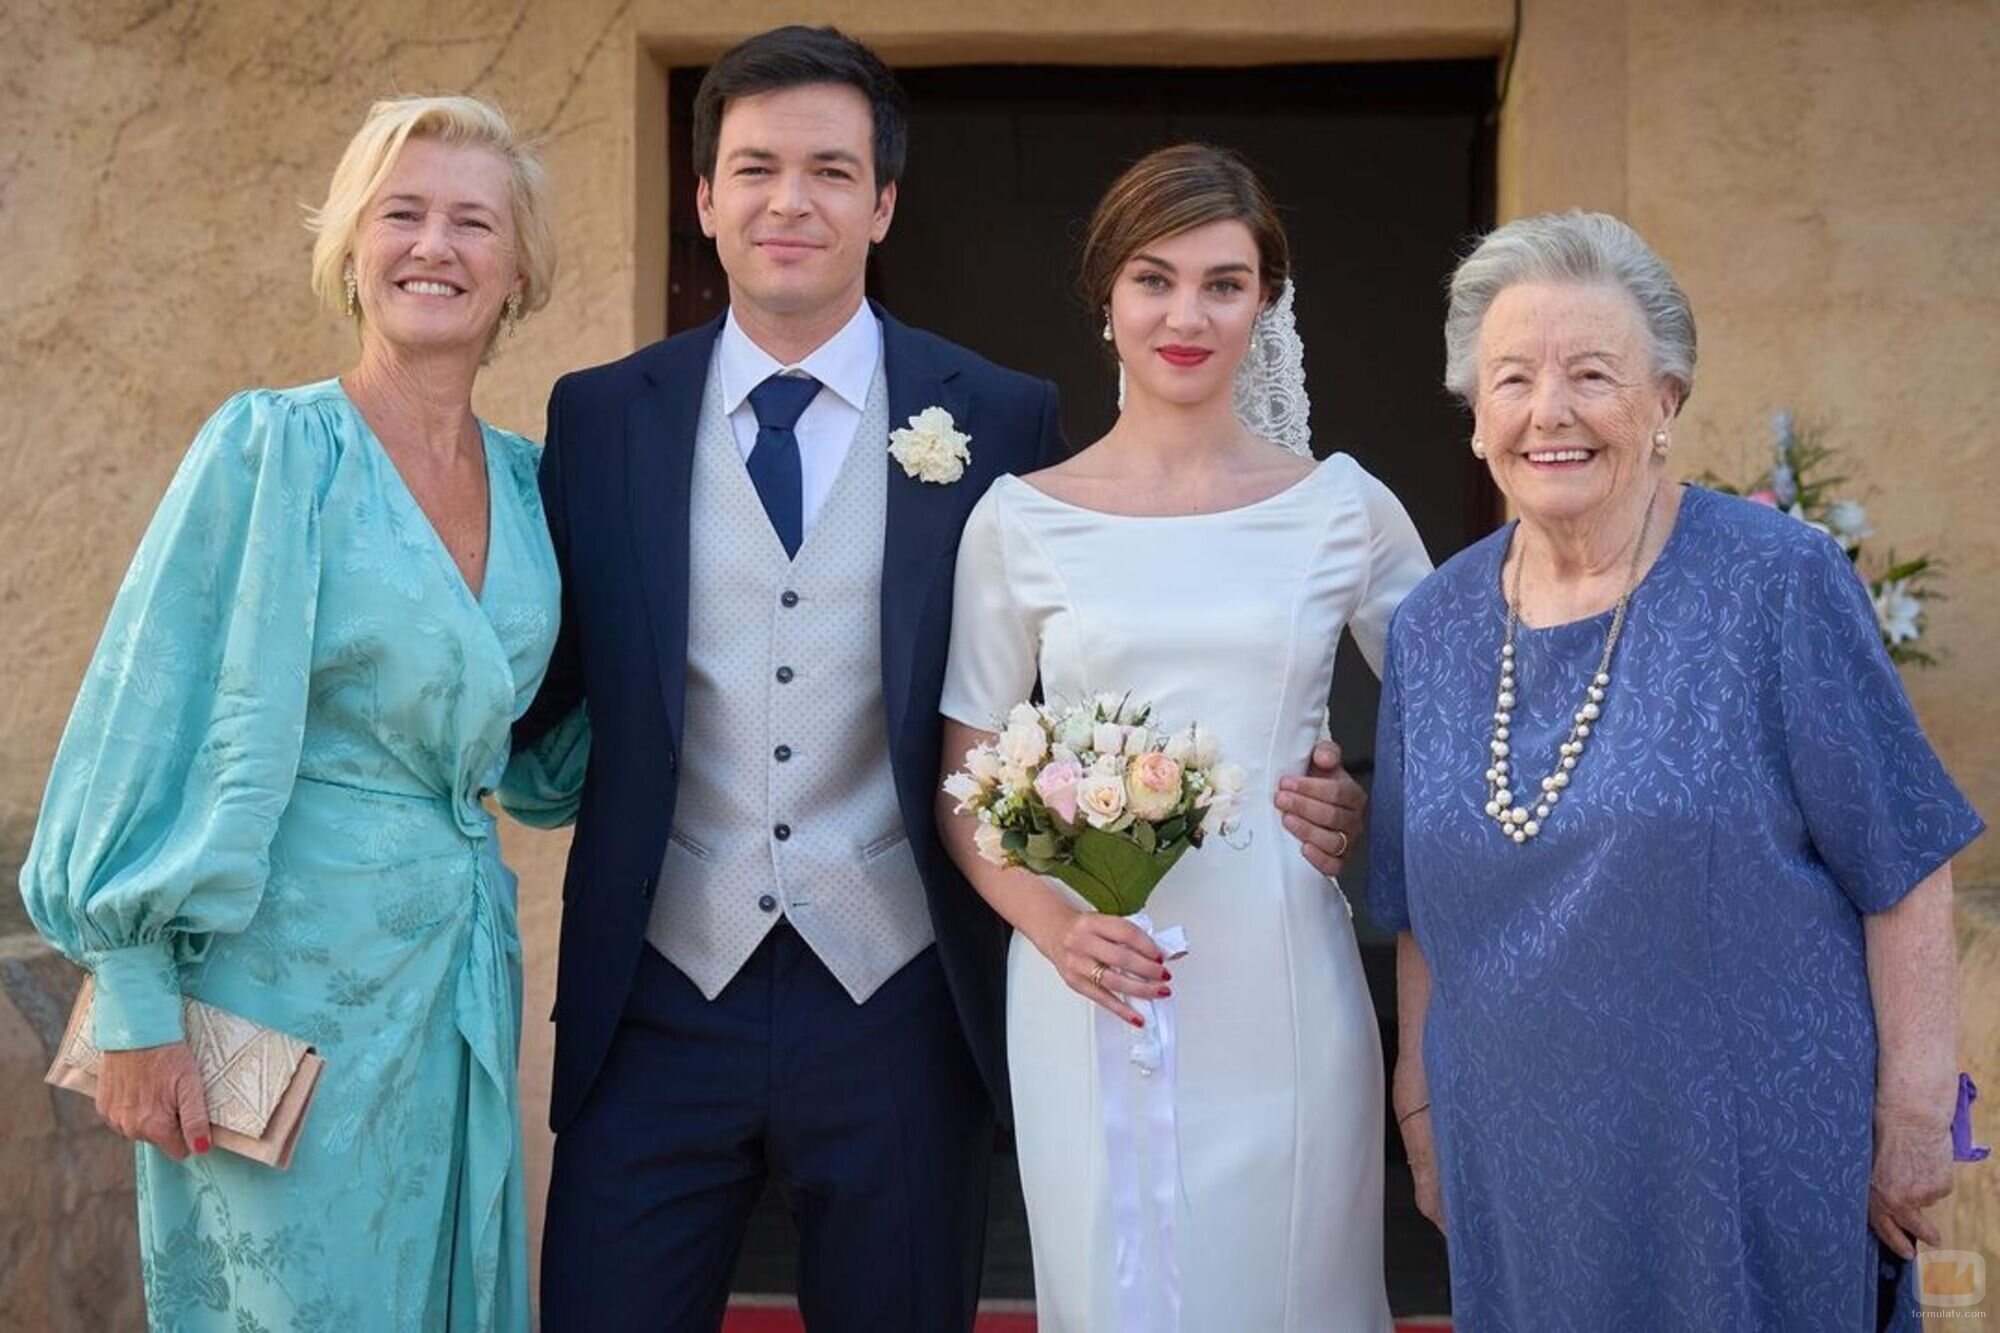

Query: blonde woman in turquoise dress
left=20, top=96, right=560, bottom=1331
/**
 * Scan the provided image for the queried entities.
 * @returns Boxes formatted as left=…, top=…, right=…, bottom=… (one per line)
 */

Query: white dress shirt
left=715, top=301, right=884, bottom=536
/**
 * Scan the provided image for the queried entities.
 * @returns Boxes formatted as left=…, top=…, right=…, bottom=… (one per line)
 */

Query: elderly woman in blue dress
left=1367, top=211, right=1983, bottom=1330
left=20, top=96, right=559, bottom=1330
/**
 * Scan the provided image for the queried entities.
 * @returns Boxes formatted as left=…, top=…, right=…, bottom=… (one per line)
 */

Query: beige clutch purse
left=44, top=976, right=326, bottom=1170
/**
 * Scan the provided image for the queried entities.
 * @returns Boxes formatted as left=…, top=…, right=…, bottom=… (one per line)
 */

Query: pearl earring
left=1652, top=428, right=1670, bottom=455
left=343, top=266, right=358, bottom=319
left=1101, top=313, right=1113, bottom=344
left=1471, top=436, right=1487, bottom=459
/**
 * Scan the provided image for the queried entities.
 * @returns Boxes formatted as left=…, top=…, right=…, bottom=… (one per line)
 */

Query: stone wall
left=3, top=0, right=1994, bottom=1319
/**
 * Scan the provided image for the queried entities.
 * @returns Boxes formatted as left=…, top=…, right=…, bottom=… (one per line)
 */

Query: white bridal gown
left=941, top=455, right=1430, bottom=1332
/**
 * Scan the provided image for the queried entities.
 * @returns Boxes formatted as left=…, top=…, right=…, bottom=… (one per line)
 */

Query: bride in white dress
left=937, top=145, right=1430, bottom=1331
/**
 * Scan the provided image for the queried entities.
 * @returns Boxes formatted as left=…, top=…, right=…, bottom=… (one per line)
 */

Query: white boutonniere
left=888, top=406, right=971, bottom=484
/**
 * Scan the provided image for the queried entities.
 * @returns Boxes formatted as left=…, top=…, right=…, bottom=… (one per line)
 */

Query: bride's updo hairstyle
left=1078, top=143, right=1291, bottom=315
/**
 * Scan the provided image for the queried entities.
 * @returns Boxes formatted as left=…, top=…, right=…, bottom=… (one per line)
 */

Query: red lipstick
left=1156, top=345, right=1212, bottom=368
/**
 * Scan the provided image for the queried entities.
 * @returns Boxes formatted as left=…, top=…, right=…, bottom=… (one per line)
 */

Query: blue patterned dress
left=1367, top=486, right=1983, bottom=1331
left=21, top=382, right=559, bottom=1331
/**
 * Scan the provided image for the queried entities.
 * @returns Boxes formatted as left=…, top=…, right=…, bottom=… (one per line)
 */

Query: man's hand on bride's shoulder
left=1276, top=740, right=1365, bottom=878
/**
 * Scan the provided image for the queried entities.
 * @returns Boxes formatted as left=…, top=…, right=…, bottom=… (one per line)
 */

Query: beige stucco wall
left=3, top=0, right=1994, bottom=1315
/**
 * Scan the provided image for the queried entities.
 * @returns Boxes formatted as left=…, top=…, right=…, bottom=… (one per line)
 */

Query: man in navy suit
left=518, top=26, right=1366, bottom=1331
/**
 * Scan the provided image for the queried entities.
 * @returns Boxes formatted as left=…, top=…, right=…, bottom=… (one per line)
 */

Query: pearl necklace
left=1484, top=492, right=1658, bottom=845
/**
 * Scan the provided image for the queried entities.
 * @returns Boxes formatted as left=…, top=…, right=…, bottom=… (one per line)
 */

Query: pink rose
left=1747, top=489, right=1780, bottom=507
left=1125, top=752, right=1184, bottom=821
left=1034, top=759, right=1083, bottom=824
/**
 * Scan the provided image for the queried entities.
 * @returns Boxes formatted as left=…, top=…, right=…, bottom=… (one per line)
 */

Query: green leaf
left=1025, top=831, right=1059, bottom=862
left=1132, top=821, right=1157, bottom=854
left=1001, top=829, right=1027, bottom=854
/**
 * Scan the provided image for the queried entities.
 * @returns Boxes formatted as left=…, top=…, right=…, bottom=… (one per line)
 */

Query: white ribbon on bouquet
left=1095, top=911, right=1190, bottom=1333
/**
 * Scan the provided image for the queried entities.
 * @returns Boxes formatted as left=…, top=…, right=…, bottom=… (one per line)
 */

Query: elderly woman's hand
left=97, top=1042, right=213, bottom=1162
left=1869, top=1104, right=1953, bottom=1259
left=1399, top=1106, right=1446, bottom=1233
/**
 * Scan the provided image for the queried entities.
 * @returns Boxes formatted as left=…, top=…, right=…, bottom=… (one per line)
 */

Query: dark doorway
left=671, top=58, right=1496, bottom=1317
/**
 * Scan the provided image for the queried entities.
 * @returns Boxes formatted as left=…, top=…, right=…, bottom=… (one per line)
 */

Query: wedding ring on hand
left=1331, top=829, right=1351, bottom=859
left=1087, top=961, right=1109, bottom=987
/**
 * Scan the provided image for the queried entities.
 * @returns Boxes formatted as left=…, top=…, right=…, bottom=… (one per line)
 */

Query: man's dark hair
left=692, top=26, right=909, bottom=193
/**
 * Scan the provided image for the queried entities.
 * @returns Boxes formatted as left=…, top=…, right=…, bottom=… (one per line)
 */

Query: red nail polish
left=194, top=1137, right=210, bottom=1155
left=1158, top=987, right=1173, bottom=998
left=1129, top=1016, right=1144, bottom=1028
left=1161, top=969, right=1173, bottom=982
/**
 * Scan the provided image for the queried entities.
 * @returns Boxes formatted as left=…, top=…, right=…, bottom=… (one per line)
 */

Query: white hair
left=1444, top=210, right=1696, bottom=410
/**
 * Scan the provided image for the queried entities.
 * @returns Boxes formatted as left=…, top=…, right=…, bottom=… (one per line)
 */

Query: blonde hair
left=307, top=95, right=555, bottom=338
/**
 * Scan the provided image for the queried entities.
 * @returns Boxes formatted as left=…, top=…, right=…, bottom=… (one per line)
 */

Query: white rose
left=1090, top=753, right=1123, bottom=777
left=1124, top=724, right=1152, bottom=753
left=972, top=820, right=1008, bottom=865
left=1209, top=761, right=1247, bottom=797
left=1007, top=702, right=1044, bottom=731
left=1075, top=770, right=1128, bottom=828
left=1162, top=728, right=1196, bottom=764
left=1049, top=744, right=1080, bottom=769
left=1092, top=722, right=1126, bottom=757
left=1094, top=691, right=1124, bottom=718
left=965, top=747, right=1002, bottom=783
left=942, top=772, right=984, bottom=807
left=998, top=722, right=1048, bottom=771
left=997, top=762, right=1031, bottom=792
left=1058, top=711, right=1096, bottom=750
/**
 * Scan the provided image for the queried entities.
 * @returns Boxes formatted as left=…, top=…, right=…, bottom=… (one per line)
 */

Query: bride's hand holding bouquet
left=942, top=693, right=1244, bottom=1027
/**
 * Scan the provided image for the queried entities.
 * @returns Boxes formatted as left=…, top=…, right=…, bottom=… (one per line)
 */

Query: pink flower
left=1747, top=489, right=1780, bottom=508
left=1125, top=752, right=1185, bottom=821
left=1034, top=759, right=1083, bottom=824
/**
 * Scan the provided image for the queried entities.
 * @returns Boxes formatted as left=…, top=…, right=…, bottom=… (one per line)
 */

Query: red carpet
left=723, top=1305, right=1451, bottom=1331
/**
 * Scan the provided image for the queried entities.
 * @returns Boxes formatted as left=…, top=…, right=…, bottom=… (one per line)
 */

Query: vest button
left=780, top=590, right=800, bottom=608
left=774, top=745, right=792, bottom=762
left=757, top=893, right=777, bottom=913
left=774, top=823, right=792, bottom=841
left=775, top=666, right=795, bottom=684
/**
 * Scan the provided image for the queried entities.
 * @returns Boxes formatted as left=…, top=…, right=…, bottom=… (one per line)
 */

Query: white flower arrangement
left=887, top=405, right=971, bottom=484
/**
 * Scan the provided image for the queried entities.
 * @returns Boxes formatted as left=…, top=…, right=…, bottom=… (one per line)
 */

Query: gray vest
left=646, top=353, right=933, bottom=1002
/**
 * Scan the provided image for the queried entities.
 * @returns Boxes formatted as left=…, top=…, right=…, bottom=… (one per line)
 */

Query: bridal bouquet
left=943, top=693, right=1245, bottom=915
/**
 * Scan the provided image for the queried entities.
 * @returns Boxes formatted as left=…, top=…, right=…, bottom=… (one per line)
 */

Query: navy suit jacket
left=518, top=305, right=1066, bottom=1131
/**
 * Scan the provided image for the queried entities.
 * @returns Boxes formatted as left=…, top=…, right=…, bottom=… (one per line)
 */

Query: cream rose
left=965, top=746, right=1002, bottom=783
left=1076, top=769, right=1128, bottom=828
left=998, top=721, right=1048, bottom=771
left=972, top=820, right=1008, bottom=865
left=942, top=772, right=984, bottom=808
left=1092, top=722, right=1126, bottom=757
left=1007, top=702, right=1044, bottom=731
left=1125, top=752, right=1184, bottom=821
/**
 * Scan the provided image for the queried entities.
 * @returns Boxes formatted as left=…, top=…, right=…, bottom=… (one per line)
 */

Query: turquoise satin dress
left=20, top=381, right=559, bottom=1331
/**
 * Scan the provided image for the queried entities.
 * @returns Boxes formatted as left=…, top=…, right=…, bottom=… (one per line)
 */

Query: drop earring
left=1101, top=312, right=1113, bottom=343
left=1471, top=436, right=1487, bottom=459
left=343, top=265, right=358, bottom=319
left=503, top=291, right=523, bottom=339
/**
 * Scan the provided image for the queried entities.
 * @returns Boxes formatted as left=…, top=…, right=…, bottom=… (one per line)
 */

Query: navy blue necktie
left=745, top=373, right=820, bottom=559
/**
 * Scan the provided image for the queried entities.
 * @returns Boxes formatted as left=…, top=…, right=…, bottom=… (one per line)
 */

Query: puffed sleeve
left=939, top=485, right=1039, bottom=731
left=1345, top=462, right=1433, bottom=678
left=1364, top=619, right=1413, bottom=932
left=19, top=390, right=327, bottom=1049
left=1779, top=533, right=1984, bottom=913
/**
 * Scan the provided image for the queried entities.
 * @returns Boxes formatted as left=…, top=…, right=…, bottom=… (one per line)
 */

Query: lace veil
left=1116, top=279, right=1312, bottom=457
